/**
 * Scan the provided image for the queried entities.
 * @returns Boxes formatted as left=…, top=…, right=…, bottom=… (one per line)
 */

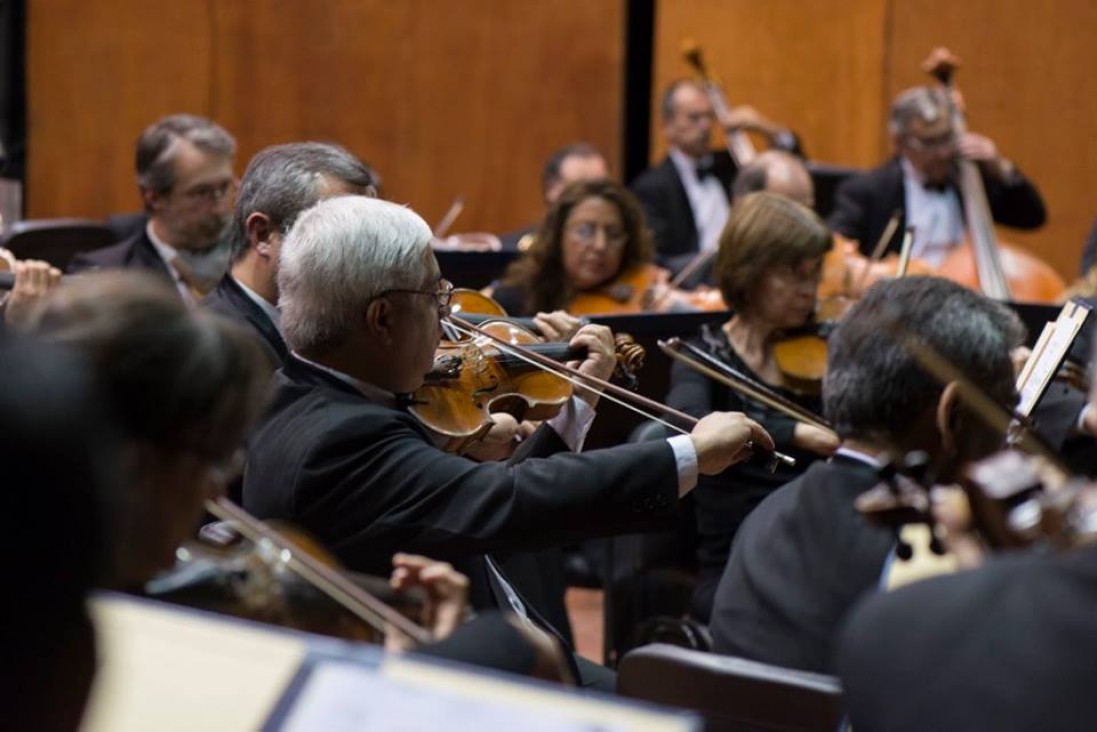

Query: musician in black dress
left=666, top=192, right=839, bottom=621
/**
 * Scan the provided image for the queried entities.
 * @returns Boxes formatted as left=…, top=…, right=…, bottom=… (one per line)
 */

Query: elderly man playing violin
left=243, top=194, right=770, bottom=690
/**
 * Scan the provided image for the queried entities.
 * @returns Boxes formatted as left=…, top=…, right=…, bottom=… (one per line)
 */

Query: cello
left=923, top=48, right=1065, bottom=303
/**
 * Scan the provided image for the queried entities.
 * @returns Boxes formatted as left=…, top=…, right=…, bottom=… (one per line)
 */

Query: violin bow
left=444, top=315, right=797, bottom=469
left=659, top=337, right=836, bottom=436
left=205, top=496, right=433, bottom=646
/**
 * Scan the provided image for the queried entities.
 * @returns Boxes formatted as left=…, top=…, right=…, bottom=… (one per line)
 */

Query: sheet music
left=278, top=661, right=630, bottom=732
left=1016, top=301, right=1091, bottom=418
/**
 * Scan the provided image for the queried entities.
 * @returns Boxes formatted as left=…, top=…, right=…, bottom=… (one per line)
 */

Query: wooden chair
left=617, top=644, right=844, bottom=732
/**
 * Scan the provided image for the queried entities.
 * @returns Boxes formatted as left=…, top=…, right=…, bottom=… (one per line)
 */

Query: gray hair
left=135, top=114, right=236, bottom=196
left=823, top=276, right=1024, bottom=444
left=279, top=196, right=433, bottom=355
left=888, top=87, right=951, bottom=137
left=230, top=142, right=378, bottom=261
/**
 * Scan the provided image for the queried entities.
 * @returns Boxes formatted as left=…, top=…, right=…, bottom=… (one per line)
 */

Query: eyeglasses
left=372, top=278, right=455, bottom=312
left=566, top=222, right=627, bottom=251
left=903, top=133, right=955, bottom=153
left=180, top=180, right=237, bottom=203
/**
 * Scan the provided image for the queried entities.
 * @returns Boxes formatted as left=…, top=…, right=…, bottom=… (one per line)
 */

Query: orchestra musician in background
left=665, top=191, right=838, bottom=622
left=828, top=85, right=1046, bottom=265
left=631, top=79, right=803, bottom=279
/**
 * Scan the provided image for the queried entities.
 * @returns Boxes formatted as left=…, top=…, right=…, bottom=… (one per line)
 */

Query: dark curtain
left=0, top=0, right=27, bottom=183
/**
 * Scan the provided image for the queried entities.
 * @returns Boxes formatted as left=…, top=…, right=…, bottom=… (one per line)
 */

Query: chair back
left=1, top=218, right=116, bottom=269
left=618, top=644, right=844, bottom=732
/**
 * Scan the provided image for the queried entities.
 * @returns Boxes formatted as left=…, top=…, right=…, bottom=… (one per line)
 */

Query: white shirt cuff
left=546, top=396, right=597, bottom=452
left=668, top=434, right=699, bottom=497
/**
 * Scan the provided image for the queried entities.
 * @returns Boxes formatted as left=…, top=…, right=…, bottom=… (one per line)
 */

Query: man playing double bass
left=828, top=85, right=1046, bottom=266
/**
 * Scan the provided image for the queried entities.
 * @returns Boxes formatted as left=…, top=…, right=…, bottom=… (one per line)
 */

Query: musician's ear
left=936, top=381, right=963, bottom=455
left=364, top=296, right=394, bottom=345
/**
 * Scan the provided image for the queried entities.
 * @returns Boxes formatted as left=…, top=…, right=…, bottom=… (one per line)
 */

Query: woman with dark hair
left=665, top=191, right=839, bottom=621
left=488, top=179, right=667, bottom=315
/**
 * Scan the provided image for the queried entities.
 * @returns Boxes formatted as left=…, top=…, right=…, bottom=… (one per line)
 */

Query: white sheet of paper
left=281, top=661, right=629, bottom=732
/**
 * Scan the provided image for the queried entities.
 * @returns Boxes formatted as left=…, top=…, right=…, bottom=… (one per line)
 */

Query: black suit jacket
left=709, top=456, right=894, bottom=674
left=244, top=356, right=679, bottom=607
left=630, top=151, right=736, bottom=276
left=838, top=543, right=1097, bottom=732
left=201, top=275, right=288, bottom=366
left=828, top=157, right=1047, bottom=256
left=67, top=227, right=173, bottom=281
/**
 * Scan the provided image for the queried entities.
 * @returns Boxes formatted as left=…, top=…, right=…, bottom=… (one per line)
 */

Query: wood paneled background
left=26, top=0, right=625, bottom=235
left=28, top=0, right=1096, bottom=278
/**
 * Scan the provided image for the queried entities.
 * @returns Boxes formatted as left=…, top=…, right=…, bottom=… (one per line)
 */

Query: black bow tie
left=922, top=180, right=950, bottom=194
left=696, top=159, right=716, bottom=182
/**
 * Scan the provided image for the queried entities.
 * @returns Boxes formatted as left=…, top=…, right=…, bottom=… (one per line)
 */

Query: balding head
left=732, top=150, right=814, bottom=209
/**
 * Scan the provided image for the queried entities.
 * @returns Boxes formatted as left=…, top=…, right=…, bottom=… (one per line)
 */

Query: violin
left=147, top=497, right=432, bottom=646
left=442, top=315, right=798, bottom=470
left=568, top=263, right=726, bottom=316
left=411, top=295, right=646, bottom=454
left=922, top=48, right=1066, bottom=304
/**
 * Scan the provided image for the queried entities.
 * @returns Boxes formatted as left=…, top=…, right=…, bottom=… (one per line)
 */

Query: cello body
left=936, top=237, right=1065, bottom=304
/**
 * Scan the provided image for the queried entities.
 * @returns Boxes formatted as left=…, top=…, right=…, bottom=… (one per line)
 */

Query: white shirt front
left=146, top=222, right=198, bottom=306
left=669, top=147, right=730, bottom=253
left=901, top=158, right=964, bottom=267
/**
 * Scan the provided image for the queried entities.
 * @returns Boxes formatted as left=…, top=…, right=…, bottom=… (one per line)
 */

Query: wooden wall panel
left=887, top=0, right=1097, bottom=280
left=651, top=0, right=889, bottom=168
left=27, top=0, right=625, bottom=234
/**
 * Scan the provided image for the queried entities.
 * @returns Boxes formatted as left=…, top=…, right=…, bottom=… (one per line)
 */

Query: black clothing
left=244, top=355, right=681, bottom=680
left=1079, top=216, right=1097, bottom=275
left=709, top=455, right=894, bottom=674
left=202, top=275, right=288, bottom=366
left=630, top=151, right=736, bottom=277
left=103, top=212, right=148, bottom=244
left=827, top=157, right=1047, bottom=257
left=67, top=227, right=173, bottom=281
left=665, top=324, right=821, bottom=621
left=838, top=544, right=1097, bottom=732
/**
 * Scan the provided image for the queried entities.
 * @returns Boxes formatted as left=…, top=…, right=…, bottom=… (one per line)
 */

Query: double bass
left=923, top=48, right=1065, bottom=303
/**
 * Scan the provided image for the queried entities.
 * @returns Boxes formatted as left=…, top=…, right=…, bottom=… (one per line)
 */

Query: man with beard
left=69, top=114, right=237, bottom=304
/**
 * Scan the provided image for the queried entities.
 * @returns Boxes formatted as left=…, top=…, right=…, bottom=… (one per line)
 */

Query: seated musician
left=631, top=79, right=803, bottom=278
left=203, top=141, right=378, bottom=366
left=498, top=142, right=610, bottom=252
left=23, top=271, right=572, bottom=684
left=837, top=417, right=1097, bottom=730
left=243, top=194, right=771, bottom=690
left=828, top=85, right=1046, bottom=265
left=488, top=179, right=702, bottom=315
left=709, top=275, right=1023, bottom=673
left=69, top=114, right=239, bottom=303
left=666, top=191, right=838, bottom=622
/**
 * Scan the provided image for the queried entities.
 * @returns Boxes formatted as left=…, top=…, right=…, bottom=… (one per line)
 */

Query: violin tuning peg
left=928, top=530, right=946, bottom=556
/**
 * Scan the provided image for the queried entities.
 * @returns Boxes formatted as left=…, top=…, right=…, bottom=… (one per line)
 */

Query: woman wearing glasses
left=666, top=191, right=840, bottom=622
left=488, top=179, right=702, bottom=316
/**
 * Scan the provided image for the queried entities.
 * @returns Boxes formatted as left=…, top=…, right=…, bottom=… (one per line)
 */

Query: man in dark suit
left=709, top=276, right=1024, bottom=674
left=828, top=86, right=1046, bottom=262
left=203, top=142, right=377, bottom=366
left=838, top=527, right=1097, bottom=730
left=69, top=114, right=237, bottom=304
left=630, top=80, right=801, bottom=278
left=498, top=142, right=610, bottom=252
left=243, top=194, right=771, bottom=689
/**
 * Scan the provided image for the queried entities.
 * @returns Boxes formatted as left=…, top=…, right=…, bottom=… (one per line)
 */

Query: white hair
left=278, top=195, right=433, bottom=354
